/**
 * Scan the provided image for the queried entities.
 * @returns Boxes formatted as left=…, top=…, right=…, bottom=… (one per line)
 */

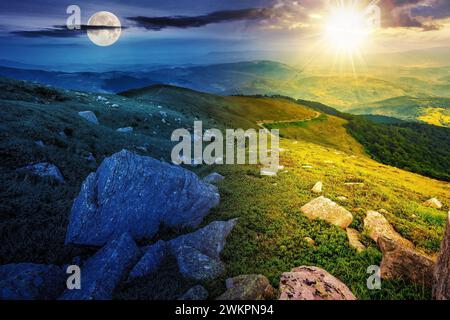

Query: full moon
left=87, top=11, right=121, bottom=47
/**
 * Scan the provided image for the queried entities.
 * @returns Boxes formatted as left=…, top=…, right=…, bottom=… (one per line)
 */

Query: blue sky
left=1, top=0, right=449, bottom=70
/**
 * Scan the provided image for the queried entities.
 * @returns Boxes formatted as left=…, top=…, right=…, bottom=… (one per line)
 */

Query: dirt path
left=256, top=111, right=321, bottom=129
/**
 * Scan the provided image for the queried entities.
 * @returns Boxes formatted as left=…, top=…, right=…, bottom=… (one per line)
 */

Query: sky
left=1, top=0, right=449, bottom=70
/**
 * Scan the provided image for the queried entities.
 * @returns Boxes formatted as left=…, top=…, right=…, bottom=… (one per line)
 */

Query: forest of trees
left=297, top=98, right=450, bottom=182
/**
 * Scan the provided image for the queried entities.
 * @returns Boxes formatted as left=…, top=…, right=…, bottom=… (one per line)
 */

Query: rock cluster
left=66, top=150, right=220, bottom=246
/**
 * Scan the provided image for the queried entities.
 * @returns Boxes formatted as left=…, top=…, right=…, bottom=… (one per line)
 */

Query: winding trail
left=256, top=111, right=322, bottom=129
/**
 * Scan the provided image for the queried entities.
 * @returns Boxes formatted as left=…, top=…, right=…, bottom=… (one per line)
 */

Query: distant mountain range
left=0, top=58, right=449, bottom=126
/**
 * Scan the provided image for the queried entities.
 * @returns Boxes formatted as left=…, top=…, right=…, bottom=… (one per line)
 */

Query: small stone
left=78, top=111, right=99, bottom=125
left=203, top=172, right=225, bottom=184
left=35, top=140, right=45, bottom=147
left=423, top=198, right=443, bottom=209
left=303, top=237, right=315, bottom=246
left=217, top=275, right=275, bottom=300
left=116, top=127, right=133, bottom=133
left=17, top=162, right=65, bottom=184
left=311, top=181, right=323, bottom=194
left=86, top=153, right=95, bottom=161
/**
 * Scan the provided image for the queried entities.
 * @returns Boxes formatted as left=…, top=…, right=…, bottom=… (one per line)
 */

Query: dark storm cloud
left=127, top=8, right=272, bottom=30
left=11, top=25, right=125, bottom=38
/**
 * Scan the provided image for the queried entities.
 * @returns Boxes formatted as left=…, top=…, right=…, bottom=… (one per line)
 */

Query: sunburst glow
left=325, top=7, right=370, bottom=51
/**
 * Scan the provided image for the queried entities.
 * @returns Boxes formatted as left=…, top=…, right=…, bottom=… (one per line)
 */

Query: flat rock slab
left=0, top=263, right=65, bottom=300
left=378, top=236, right=434, bottom=287
left=279, top=266, right=356, bottom=300
left=217, top=274, right=275, bottom=300
left=364, top=210, right=413, bottom=249
left=66, top=150, right=220, bottom=246
left=60, top=233, right=139, bottom=300
left=300, top=196, right=353, bottom=229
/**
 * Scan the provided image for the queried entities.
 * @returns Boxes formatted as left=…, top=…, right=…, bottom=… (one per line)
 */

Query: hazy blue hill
left=0, top=60, right=301, bottom=95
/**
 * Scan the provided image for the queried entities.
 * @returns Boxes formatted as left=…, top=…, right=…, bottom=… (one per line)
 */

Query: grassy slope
left=1, top=78, right=449, bottom=300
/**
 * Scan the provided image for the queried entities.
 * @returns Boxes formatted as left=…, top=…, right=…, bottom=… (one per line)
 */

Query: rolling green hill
left=350, top=96, right=450, bottom=127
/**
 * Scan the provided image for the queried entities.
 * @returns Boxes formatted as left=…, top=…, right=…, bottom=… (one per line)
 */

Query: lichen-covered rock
left=364, top=211, right=413, bottom=249
left=378, top=236, right=434, bottom=287
left=300, top=196, right=353, bottom=229
left=66, top=150, right=220, bottom=246
left=129, top=240, right=166, bottom=279
left=217, top=274, right=275, bottom=300
left=178, top=285, right=209, bottom=300
left=78, top=111, right=99, bottom=124
left=433, top=212, right=450, bottom=300
left=17, top=162, right=65, bottom=183
left=346, top=228, right=366, bottom=253
left=203, top=172, right=225, bottom=184
left=0, top=263, right=65, bottom=300
left=168, top=219, right=237, bottom=280
left=279, top=266, right=356, bottom=300
left=60, top=233, right=140, bottom=300
left=423, top=198, right=443, bottom=209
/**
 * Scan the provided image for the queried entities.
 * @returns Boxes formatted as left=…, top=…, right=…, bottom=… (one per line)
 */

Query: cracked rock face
left=65, top=150, right=220, bottom=246
left=279, top=266, right=356, bottom=300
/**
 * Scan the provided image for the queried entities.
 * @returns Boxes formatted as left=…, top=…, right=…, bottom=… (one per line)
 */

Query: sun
left=324, top=7, right=370, bottom=52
